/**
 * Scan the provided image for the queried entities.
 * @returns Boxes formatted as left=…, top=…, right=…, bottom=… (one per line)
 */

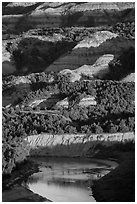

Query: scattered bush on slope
left=2, top=114, right=30, bottom=175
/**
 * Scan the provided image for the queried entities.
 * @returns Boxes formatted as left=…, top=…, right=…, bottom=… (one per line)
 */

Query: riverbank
left=92, top=152, right=135, bottom=202
left=2, top=160, right=51, bottom=202
left=2, top=148, right=134, bottom=202
left=3, top=156, right=117, bottom=202
left=26, top=157, right=116, bottom=202
left=2, top=185, right=51, bottom=202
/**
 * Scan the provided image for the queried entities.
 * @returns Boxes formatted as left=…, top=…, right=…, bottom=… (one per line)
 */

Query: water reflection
left=27, top=158, right=116, bottom=202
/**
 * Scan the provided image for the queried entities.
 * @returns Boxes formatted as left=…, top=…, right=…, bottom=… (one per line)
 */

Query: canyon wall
left=3, top=3, right=135, bottom=34
left=26, top=132, right=135, bottom=157
left=46, top=36, right=135, bottom=73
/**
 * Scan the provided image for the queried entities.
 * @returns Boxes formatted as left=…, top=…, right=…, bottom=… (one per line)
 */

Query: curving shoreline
left=2, top=157, right=117, bottom=202
left=2, top=185, right=51, bottom=202
left=2, top=160, right=51, bottom=202
left=2, top=153, right=134, bottom=202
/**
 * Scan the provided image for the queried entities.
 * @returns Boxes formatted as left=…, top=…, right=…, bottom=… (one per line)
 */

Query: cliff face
left=2, top=2, right=135, bottom=77
left=2, top=2, right=135, bottom=34
left=121, top=73, right=135, bottom=82
left=2, top=28, right=134, bottom=77
left=26, top=132, right=135, bottom=157
left=46, top=35, right=134, bottom=73
left=59, top=53, right=114, bottom=82
left=56, top=96, right=96, bottom=108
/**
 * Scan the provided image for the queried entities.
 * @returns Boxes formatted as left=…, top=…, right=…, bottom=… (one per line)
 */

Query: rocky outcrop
left=29, top=99, right=47, bottom=108
left=59, top=54, right=114, bottom=82
left=26, top=132, right=135, bottom=157
left=56, top=98, right=69, bottom=108
left=2, top=3, right=135, bottom=34
left=56, top=95, right=96, bottom=108
left=26, top=132, right=135, bottom=148
left=79, top=96, right=96, bottom=107
left=74, top=31, right=118, bottom=49
left=121, top=73, right=135, bottom=82
left=3, top=27, right=134, bottom=76
left=46, top=34, right=134, bottom=73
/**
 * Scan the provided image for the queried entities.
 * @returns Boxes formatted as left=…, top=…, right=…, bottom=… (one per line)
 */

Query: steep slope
left=59, top=54, right=114, bottom=82
left=2, top=32, right=76, bottom=75
left=46, top=34, right=134, bottom=73
left=3, top=2, right=135, bottom=34
left=121, top=73, right=135, bottom=82
left=26, top=132, right=135, bottom=157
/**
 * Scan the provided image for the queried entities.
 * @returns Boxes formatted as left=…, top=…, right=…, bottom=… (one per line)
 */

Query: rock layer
left=2, top=3, right=135, bottom=33
left=59, top=54, right=114, bottom=82
left=26, top=132, right=135, bottom=157
left=74, top=31, right=118, bottom=49
left=46, top=35, right=134, bottom=73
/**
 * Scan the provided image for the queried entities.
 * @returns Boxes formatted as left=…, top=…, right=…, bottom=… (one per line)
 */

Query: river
left=26, top=157, right=117, bottom=202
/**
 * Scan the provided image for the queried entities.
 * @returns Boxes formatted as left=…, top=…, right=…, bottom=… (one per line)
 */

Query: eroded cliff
left=26, top=132, right=135, bottom=157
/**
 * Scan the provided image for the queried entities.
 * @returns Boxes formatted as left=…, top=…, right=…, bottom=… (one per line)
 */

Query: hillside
left=2, top=2, right=135, bottom=78
left=3, top=2, right=135, bottom=33
left=2, top=2, right=135, bottom=202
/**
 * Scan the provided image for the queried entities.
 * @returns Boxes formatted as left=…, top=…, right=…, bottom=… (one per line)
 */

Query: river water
left=27, top=157, right=117, bottom=202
